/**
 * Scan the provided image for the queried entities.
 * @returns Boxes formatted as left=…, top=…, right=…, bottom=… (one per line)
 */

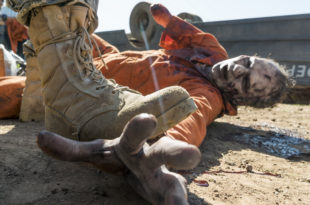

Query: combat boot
left=19, top=41, right=44, bottom=122
left=22, top=3, right=196, bottom=141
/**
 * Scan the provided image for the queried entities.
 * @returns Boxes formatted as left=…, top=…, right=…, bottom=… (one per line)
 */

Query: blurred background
left=96, top=0, right=310, bottom=32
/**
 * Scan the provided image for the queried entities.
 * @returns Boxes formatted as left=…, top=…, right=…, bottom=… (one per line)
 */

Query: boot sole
left=151, top=97, right=197, bottom=139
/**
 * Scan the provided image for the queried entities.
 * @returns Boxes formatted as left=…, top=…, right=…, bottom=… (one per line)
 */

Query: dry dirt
left=0, top=104, right=309, bottom=205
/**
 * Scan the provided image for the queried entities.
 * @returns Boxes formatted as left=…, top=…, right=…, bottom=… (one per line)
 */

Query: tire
left=177, top=12, right=203, bottom=23
left=129, top=2, right=157, bottom=42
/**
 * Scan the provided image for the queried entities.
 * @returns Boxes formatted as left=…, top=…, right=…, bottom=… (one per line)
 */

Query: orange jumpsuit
left=5, top=18, right=28, bottom=53
left=0, top=76, right=25, bottom=119
left=93, top=16, right=237, bottom=147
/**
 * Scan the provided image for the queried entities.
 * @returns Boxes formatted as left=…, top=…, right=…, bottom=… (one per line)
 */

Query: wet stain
left=221, top=123, right=310, bottom=158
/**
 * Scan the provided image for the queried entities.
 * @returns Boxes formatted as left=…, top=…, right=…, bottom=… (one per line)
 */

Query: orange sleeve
left=0, top=76, right=26, bottom=119
left=159, top=16, right=228, bottom=66
left=166, top=79, right=224, bottom=147
left=91, top=34, right=120, bottom=58
left=5, top=18, right=28, bottom=53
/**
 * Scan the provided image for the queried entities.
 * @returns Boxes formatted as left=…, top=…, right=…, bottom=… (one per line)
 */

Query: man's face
left=211, top=55, right=280, bottom=107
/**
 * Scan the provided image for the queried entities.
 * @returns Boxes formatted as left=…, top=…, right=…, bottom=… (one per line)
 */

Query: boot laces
left=73, top=28, right=140, bottom=94
left=73, top=27, right=105, bottom=85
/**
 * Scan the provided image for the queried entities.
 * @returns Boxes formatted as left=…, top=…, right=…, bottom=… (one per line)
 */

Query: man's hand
left=150, top=3, right=172, bottom=28
left=37, top=113, right=201, bottom=205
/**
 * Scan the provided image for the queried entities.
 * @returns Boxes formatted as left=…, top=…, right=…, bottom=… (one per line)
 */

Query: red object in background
left=5, top=18, right=28, bottom=53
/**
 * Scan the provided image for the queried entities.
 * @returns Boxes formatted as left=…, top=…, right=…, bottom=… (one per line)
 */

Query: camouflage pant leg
left=7, top=0, right=98, bottom=26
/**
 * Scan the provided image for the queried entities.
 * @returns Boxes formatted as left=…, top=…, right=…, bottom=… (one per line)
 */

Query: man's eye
left=245, top=59, right=251, bottom=68
left=242, top=57, right=251, bottom=68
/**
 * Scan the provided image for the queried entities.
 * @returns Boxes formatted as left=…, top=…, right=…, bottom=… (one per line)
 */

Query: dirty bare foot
left=37, top=113, right=201, bottom=205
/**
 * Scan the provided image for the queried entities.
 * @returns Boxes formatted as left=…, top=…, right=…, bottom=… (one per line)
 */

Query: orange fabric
left=0, top=76, right=25, bottom=119
left=94, top=16, right=236, bottom=147
left=5, top=18, right=28, bottom=53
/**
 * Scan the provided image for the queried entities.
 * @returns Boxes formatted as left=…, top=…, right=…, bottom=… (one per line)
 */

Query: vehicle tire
left=129, top=2, right=157, bottom=42
left=177, top=12, right=203, bottom=23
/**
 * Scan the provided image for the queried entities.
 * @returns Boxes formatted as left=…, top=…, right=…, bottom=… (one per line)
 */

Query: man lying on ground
left=91, top=3, right=289, bottom=146
left=0, top=4, right=289, bottom=146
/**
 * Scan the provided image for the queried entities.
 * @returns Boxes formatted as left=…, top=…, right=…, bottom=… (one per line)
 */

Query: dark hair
left=250, top=59, right=292, bottom=108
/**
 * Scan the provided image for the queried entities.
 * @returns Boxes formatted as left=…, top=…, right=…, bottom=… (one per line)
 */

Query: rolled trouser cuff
left=7, top=0, right=98, bottom=27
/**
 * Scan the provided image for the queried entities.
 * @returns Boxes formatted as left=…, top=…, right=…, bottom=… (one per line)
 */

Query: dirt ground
left=0, top=104, right=309, bottom=205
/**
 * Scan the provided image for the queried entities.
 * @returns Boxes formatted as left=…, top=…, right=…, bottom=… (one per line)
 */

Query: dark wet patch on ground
left=220, top=123, right=310, bottom=158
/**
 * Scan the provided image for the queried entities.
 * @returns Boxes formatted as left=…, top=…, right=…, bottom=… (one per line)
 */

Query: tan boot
left=19, top=41, right=44, bottom=122
left=24, top=4, right=196, bottom=141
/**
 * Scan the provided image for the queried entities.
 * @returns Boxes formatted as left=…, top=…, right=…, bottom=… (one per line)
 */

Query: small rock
left=226, top=162, right=236, bottom=166
left=51, top=189, right=58, bottom=194
left=244, top=160, right=250, bottom=164
left=209, top=179, right=216, bottom=183
left=246, top=165, right=253, bottom=172
left=61, top=188, right=69, bottom=194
